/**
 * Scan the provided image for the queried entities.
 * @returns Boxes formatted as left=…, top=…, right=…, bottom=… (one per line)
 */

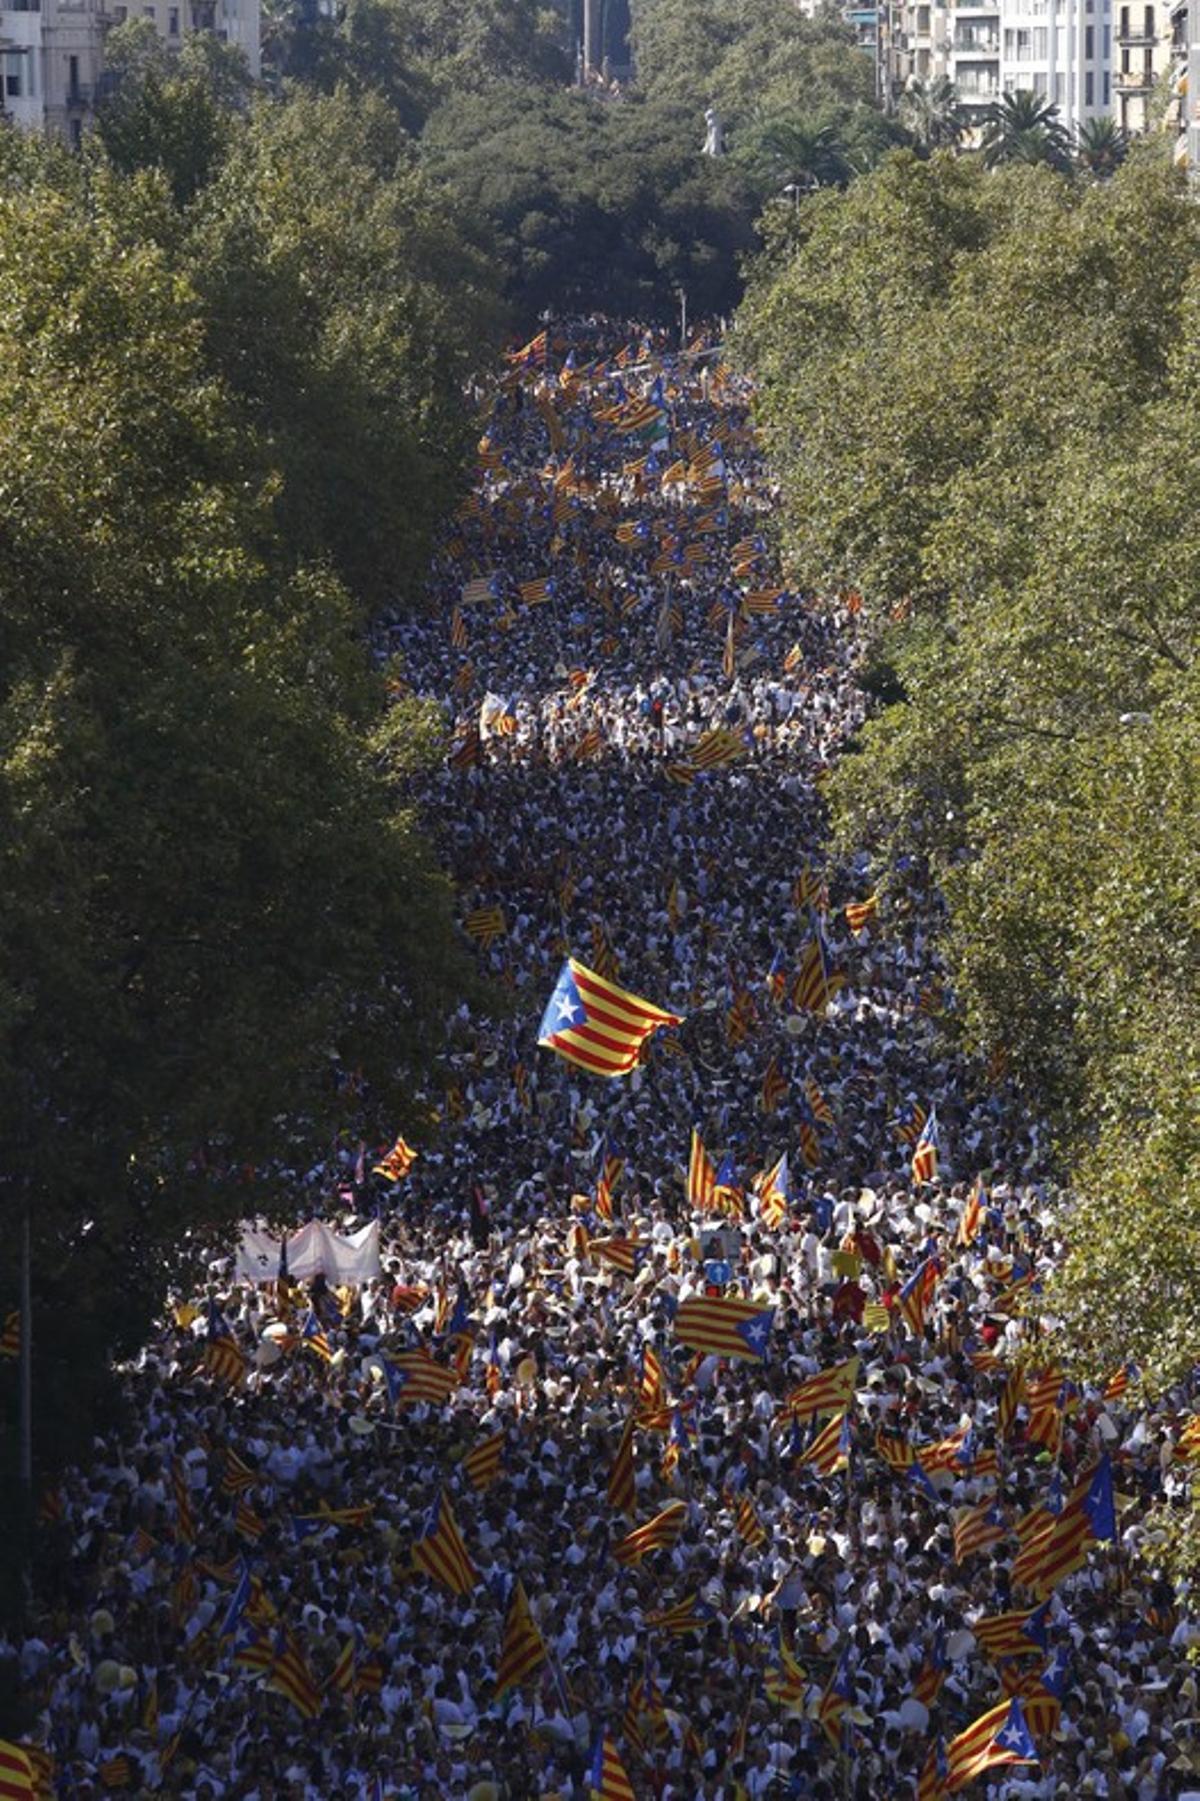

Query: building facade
left=0, top=0, right=259, bottom=141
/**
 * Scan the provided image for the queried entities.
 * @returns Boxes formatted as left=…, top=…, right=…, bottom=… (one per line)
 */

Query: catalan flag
left=607, top=1416, right=637, bottom=1515
left=381, top=1349, right=459, bottom=1406
left=912, top=1628, right=948, bottom=1706
left=588, top=1735, right=636, bottom=1800
left=911, top=1108, right=940, bottom=1185
left=1018, top=1458, right=1115, bottom=1598
left=689, top=726, right=746, bottom=771
left=507, top=329, right=547, bottom=367
left=791, top=934, right=842, bottom=1012
left=495, top=1579, right=546, bottom=1696
left=874, top=1424, right=915, bottom=1471
left=805, top=1077, right=834, bottom=1124
left=266, top=1627, right=322, bottom=1720
left=817, top=1649, right=855, bottom=1748
left=898, top=1256, right=940, bottom=1336
left=590, top=1236, right=646, bottom=1278
left=220, top=1448, right=259, bottom=1496
left=613, top=1500, right=688, bottom=1566
left=673, top=1296, right=774, bottom=1361
left=450, top=605, right=467, bottom=648
left=844, top=895, right=878, bottom=932
left=412, top=1490, right=477, bottom=1595
left=779, top=1356, right=860, bottom=1424
left=462, top=1432, right=504, bottom=1492
left=300, top=1310, right=332, bottom=1362
left=234, top=1498, right=266, bottom=1543
left=464, top=906, right=507, bottom=947
left=760, top=1056, right=787, bottom=1114
left=687, top=1127, right=718, bottom=1211
left=1104, top=1362, right=1137, bottom=1401
left=763, top=1636, right=807, bottom=1708
left=958, top=1175, right=985, bottom=1247
left=792, top=866, right=827, bottom=912
left=0, top=1312, right=18, bottom=1360
left=98, top=1757, right=131, bottom=1789
left=519, top=577, right=556, bottom=606
left=804, top=1411, right=851, bottom=1477
left=537, top=958, right=681, bottom=1078
left=953, top=1499, right=1007, bottom=1563
left=756, top=1150, right=791, bottom=1229
left=972, top=1602, right=1050, bottom=1661
left=373, top=1133, right=417, bottom=1181
left=202, top=1305, right=246, bottom=1387
left=732, top=1491, right=767, bottom=1547
left=639, top=1346, right=665, bottom=1413
left=645, top=1592, right=714, bottom=1635
left=0, top=1742, right=36, bottom=1801
left=460, top=574, right=500, bottom=606
left=944, top=1697, right=1038, bottom=1792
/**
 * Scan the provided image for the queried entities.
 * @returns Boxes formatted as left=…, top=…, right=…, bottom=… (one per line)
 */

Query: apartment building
left=0, top=0, right=259, bottom=141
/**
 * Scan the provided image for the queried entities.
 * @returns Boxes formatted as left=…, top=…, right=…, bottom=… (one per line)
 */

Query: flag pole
left=19, top=1198, right=33, bottom=1605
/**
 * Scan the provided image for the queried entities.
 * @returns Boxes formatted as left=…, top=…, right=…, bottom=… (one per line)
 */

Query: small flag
left=495, top=1579, right=547, bottom=1696
left=607, top=1416, right=637, bottom=1515
left=464, top=906, right=507, bottom=947
left=804, top=1411, right=852, bottom=1477
left=779, top=1356, right=860, bottom=1424
left=687, top=1127, right=718, bottom=1211
left=645, top=1592, right=714, bottom=1636
left=844, top=895, right=878, bottom=932
left=944, top=1697, right=1038, bottom=1791
left=373, top=1134, right=417, bottom=1182
left=911, top=1108, right=940, bottom=1185
left=613, top=1500, right=688, bottom=1566
left=588, top=1734, right=636, bottom=1800
left=412, top=1490, right=478, bottom=1595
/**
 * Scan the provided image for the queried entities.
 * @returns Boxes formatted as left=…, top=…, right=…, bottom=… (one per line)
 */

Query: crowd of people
left=3, top=319, right=1199, bottom=1801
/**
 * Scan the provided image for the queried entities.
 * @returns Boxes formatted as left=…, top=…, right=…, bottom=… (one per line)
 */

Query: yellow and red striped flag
left=687, top=1127, right=718, bottom=1211
left=953, top=1499, right=1007, bottom=1563
left=645, top=1591, right=713, bottom=1635
left=373, top=1134, right=417, bottom=1181
left=732, top=1491, right=767, bottom=1547
left=450, top=605, right=468, bottom=648
left=639, top=1345, right=665, bottom=1414
left=0, top=1742, right=36, bottom=1801
left=537, top=957, right=681, bottom=1078
left=266, top=1628, right=322, bottom=1720
left=779, top=1357, right=860, bottom=1424
left=844, top=896, right=878, bottom=932
left=588, top=1735, right=636, bottom=1800
left=412, top=1491, right=478, bottom=1595
left=462, top=1432, right=504, bottom=1493
left=613, top=1500, right=688, bottom=1566
left=804, top=1411, right=852, bottom=1477
left=673, top=1296, right=774, bottom=1362
left=944, top=1697, right=1038, bottom=1792
left=495, top=1580, right=546, bottom=1696
left=464, top=906, right=507, bottom=947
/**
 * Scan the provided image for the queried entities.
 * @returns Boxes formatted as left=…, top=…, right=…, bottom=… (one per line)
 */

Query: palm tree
left=900, top=75, right=968, bottom=152
left=980, top=90, right=1072, bottom=171
left=753, top=117, right=854, bottom=193
left=1075, top=115, right=1130, bottom=177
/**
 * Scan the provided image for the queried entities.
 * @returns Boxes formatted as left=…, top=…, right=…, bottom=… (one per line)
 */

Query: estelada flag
left=673, top=1296, right=774, bottom=1362
left=538, top=957, right=681, bottom=1078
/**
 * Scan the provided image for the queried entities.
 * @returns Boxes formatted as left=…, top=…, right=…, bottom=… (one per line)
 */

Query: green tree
left=980, top=88, right=1072, bottom=170
left=1075, top=113, right=1130, bottom=176
left=748, top=115, right=855, bottom=191
left=0, top=126, right=483, bottom=1599
left=736, top=149, right=1200, bottom=1413
left=95, top=22, right=251, bottom=205
left=899, top=75, right=967, bottom=151
left=186, top=88, right=500, bottom=610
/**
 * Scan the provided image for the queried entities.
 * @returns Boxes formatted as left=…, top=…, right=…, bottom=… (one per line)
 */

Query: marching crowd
left=3, top=320, right=1199, bottom=1801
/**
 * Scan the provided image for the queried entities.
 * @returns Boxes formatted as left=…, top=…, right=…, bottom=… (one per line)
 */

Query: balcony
left=65, top=82, right=91, bottom=104
left=1115, top=64, right=1154, bottom=86
left=1115, top=27, right=1156, bottom=42
left=955, top=34, right=1000, bottom=51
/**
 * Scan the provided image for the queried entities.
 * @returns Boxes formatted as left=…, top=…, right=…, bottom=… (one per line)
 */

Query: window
left=5, top=71, right=20, bottom=97
left=917, top=4, right=930, bottom=29
left=1145, top=4, right=1155, bottom=34
left=169, top=5, right=179, bottom=28
left=1086, top=23, right=1094, bottom=54
left=114, top=4, right=126, bottom=16
left=1103, top=69, right=1111, bottom=100
left=1054, top=70, right=1066, bottom=99
left=142, top=5, right=154, bottom=15
left=1033, top=27, right=1048, bottom=57
left=1086, top=68, right=1095, bottom=100
left=1119, top=4, right=1129, bottom=33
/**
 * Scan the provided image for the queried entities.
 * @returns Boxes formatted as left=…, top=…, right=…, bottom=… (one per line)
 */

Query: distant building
left=0, top=0, right=260, bottom=142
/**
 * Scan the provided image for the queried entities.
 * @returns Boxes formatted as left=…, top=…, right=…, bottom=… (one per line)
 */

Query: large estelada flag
left=538, top=957, right=681, bottom=1077
left=673, top=1296, right=775, bottom=1361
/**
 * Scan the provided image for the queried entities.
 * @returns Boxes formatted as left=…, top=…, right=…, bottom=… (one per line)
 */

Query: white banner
left=234, top=1220, right=382, bottom=1287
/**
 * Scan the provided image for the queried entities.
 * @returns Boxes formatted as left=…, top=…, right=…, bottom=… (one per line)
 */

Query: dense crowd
left=4, top=321, right=1199, bottom=1801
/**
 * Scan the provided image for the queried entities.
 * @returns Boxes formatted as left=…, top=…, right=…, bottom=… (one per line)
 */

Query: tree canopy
left=736, top=150, right=1200, bottom=1398
left=0, top=101, right=490, bottom=1526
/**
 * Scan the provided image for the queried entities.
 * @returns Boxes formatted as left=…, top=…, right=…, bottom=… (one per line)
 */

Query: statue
left=702, top=105, right=725, bottom=157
